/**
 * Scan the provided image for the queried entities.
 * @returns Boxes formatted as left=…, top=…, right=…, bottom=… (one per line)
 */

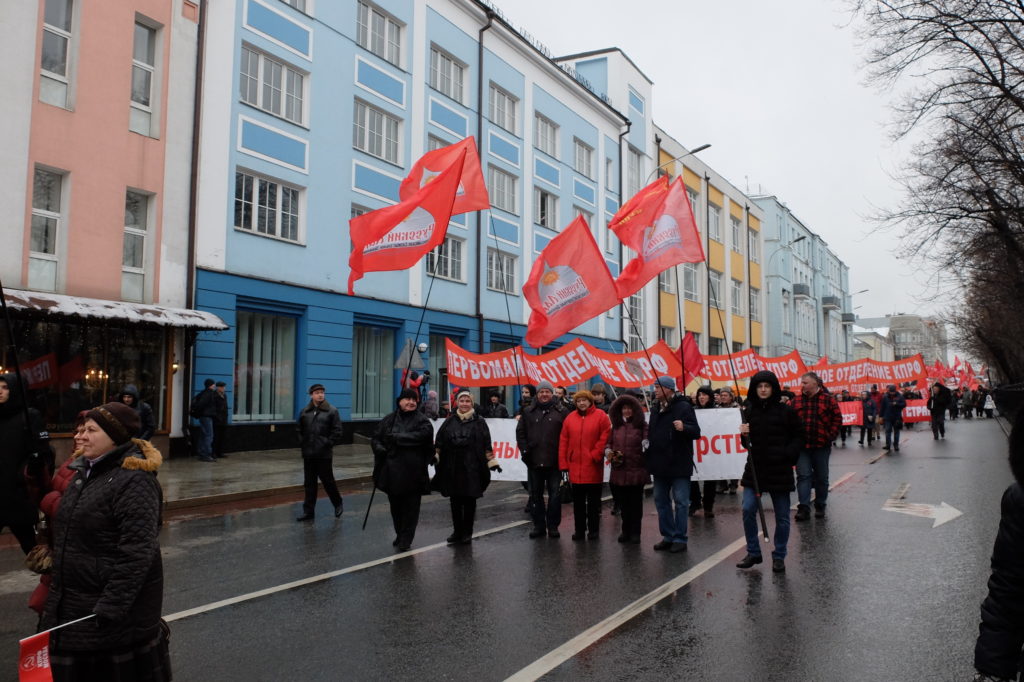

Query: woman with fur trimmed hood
left=41, top=402, right=169, bottom=681
left=605, top=394, right=649, bottom=544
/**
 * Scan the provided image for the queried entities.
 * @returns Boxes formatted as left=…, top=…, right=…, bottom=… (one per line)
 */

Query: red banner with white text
left=698, top=348, right=808, bottom=386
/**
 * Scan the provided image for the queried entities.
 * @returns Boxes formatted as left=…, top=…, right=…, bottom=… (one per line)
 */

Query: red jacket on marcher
left=559, top=405, right=611, bottom=484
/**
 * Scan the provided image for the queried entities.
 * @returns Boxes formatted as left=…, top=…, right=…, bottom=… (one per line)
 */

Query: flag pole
left=621, top=303, right=654, bottom=412
left=485, top=210, right=526, bottom=402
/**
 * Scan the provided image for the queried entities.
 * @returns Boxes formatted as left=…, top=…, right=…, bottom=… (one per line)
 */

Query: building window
left=574, top=206, right=593, bottom=228
left=730, top=216, right=743, bottom=253
left=534, top=113, right=557, bottom=158
left=129, top=21, right=158, bottom=135
left=783, top=292, right=791, bottom=334
left=40, top=0, right=74, bottom=107
left=487, top=249, right=516, bottom=293
left=353, top=324, right=395, bottom=419
left=534, top=187, right=557, bottom=229
left=625, top=292, right=644, bottom=352
left=730, top=279, right=744, bottom=316
left=605, top=158, right=614, bottom=190
left=749, top=287, right=761, bottom=322
left=683, top=263, right=701, bottom=302
left=426, top=135, right=450, bottom=152
left=353, top=100, right=400, bottom=163
left=626, top=147, right=642, bottom=197
left=709, top=270, right=724, bottom=308
left=429, top=47, right=464, bottom=102
left=732, top=341, right=744, bottom=354
left=426, top=236, right=464, bottom=281
left=281, top=0, right=306, bottom=10
left=240, top=46, right=305, bottom=125
left=658, top=269, right=675, bottom=293
left=659, top=326, right=676, bottom=346
left=357, top=1, right=401, bottom=66
left=689, top=331, right=701, bottom=349
left=709, top=337, right=725, bottom=355
left=573, top=138, right=594, bottom=179
left=748, top=228, right=760, bottom=262
left=29, top=169, right=63, bottom=292
left=686, top=187, right=702, bottom=231
left=234, top=311, right=296, bottom=421
left=488, top=166, right=517, bottom=214
left=234, top=170, right=301, bottom=242
left=122, top=191, right=149, bottom=302
left=488, top=84, right=517, bottom=133
left=708, top=203, right=722, bottom=241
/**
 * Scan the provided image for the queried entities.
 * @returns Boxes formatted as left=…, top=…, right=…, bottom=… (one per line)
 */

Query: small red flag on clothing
left=613, top=177, right=706, bottom=299
left=19, top=631, right=51, bottom=682
left=523, top=216, right=619, bottom=348
left=398, top=137, right=489, bottom=215
left=347, top=149, right=466, bottom=295
left=677, top=331, right=705, bottom=389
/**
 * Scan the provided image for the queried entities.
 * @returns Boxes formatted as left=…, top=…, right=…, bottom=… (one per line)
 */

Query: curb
left=164, top=473, right=375, bottom=511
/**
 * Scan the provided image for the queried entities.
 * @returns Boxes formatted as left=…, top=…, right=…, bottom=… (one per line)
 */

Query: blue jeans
left=884, top=421, right=901, bottom=448
left=652, top=476, right=690, bottom=543
left=198, top=416, right=214, bottom=459
left=742, top=488, right=792, bottom=560
left=527, top=466, right=562, bottom=531
left=796, top=447, right=830, bottom=509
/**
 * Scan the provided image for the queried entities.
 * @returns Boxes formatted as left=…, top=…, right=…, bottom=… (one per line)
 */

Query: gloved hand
left=560, top=470, right=569, bottom=482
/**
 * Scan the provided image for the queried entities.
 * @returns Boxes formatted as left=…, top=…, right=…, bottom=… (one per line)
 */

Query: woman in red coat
left=559, top=390, right=611, bottom=540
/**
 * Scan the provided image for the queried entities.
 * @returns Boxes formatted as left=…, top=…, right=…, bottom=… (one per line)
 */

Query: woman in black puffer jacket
left=736, top=370, right=803, bottom=574
left=41, top=402, right=169, bottom=681
left=690, top=385, right=719, bottom=518
left=973, top=406, right=1024, bottom=681
left=605, top=394, right=648, bottom=544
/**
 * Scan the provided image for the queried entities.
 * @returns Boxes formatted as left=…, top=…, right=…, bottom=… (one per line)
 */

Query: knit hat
left=536, top=380, right=555, bottom=393
left=86, top=402, right=141, bottom=445
left=456, top=390, right=474, bottom=401
left=653, top=376, right=676, bottom=391
left=398, top=388, right=419, bottom=402
left=203, top=378, right=215, bottom=388
left=308, top=383, right=326, bottom=394
left=573, top=389, right=595, bottom=403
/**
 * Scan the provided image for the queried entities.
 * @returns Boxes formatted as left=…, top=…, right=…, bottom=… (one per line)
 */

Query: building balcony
left=822, top=295, right=841, bottom=310
left=793, top=283, right=811, bottom=299
left=841, top=312, right=856, bottom=325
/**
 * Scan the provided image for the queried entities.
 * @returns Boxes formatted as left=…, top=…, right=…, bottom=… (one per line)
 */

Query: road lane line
left=164, top=519, right=530, bottom=622
left=505, top=537, right=748, bottom=682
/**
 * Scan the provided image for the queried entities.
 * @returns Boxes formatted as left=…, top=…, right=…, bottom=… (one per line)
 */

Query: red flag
left=523, top=216, right=619, bottom=348
left=952, top=356, right=962, bottom=371
left=608, top=175, right=670, bottom=246
left=398, top=137, right=488, bottom=215
left=966, top=361, right=975, bottom=377
left=348, top=149, right=466, bottom=295
left=811, top=356, right=829, bottom=370
left=19, top=631, right=51, bottom=682
left=614, top=177, right=706, bottom=299
left=677, top=331, right=705, bottom=388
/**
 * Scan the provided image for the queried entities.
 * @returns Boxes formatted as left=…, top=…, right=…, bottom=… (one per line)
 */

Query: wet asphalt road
left=0, top=417, right=1014, bottom=681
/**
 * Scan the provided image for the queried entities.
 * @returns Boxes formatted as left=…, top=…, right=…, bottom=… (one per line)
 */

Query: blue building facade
left=192, top=0, right=656, bottom=441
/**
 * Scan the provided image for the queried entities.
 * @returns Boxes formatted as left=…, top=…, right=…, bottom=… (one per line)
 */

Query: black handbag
left=558, top=479, right=573, bottom=504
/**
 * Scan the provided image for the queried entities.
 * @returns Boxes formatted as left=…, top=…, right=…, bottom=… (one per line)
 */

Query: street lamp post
left=646, top=144, right=711, bottom=184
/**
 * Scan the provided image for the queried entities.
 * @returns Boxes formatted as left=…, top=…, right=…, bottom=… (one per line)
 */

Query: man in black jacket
left=296, top=383, right=345, bottom=522
left=212, top=381, right=229, bottom=458
left=117, top=384, right=156, bottom=441
left=190, top=378, right=218, bottom=462
left=646, top=376, right=700, bottom=553
left=516, top=380, right=568, bottom=539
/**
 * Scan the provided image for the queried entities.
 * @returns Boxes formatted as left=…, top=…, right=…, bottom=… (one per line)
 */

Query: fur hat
left=573, top=389, right=595, bottom=403
left=86, top=402, right=141, bottom=445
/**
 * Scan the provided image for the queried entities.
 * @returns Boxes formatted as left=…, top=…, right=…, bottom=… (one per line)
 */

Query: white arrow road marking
left=882, top=499, right=962, bottom=527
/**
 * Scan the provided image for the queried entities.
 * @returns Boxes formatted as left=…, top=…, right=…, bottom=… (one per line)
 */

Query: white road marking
left=882, top=500, right=963, bottom=527
left=163, top=519, right=530, bottom=622
left=505, top=537, right=748, bottom=682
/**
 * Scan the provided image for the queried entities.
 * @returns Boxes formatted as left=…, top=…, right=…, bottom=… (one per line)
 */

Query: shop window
left=234, top=311, right=296, bottom=421
left=352, top=324, right=395, bottom=419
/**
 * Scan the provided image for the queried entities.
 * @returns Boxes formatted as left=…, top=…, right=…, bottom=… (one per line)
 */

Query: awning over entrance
left=3, top=289, right=228, bottom=330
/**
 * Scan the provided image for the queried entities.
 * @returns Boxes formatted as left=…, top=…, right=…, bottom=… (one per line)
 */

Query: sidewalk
left=160, top=445, right=375, bottom=510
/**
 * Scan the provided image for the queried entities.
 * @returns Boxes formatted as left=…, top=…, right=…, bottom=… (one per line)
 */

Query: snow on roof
left=3, top=289, right=228, bottom=330
left=853, top=325, right=890, bottom=337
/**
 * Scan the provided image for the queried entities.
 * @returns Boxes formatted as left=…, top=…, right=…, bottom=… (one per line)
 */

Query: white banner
left=429, top=409, right=747, bottom=483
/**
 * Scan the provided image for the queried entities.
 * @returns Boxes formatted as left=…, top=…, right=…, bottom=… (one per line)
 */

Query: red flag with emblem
left=677, top=331, right=705, bottom=389
left=18, top=631, right=51, bottom=682
left=523, top=216, right=619, bottom=348
left=398, top=137, right=488, bottom=215
left=608, top=175, right=670, bottom=246
left=348, top=149, right=466, bottom=294
left=613, top=177, right=706, bottom=299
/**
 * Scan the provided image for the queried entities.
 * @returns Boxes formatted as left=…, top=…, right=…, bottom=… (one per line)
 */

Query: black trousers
left=572, top=482, right=602, bottom=535
left=610, top=484, right=644, bottom=538
left=302, top=458, right=342, bottom=515
left=0, top=522, right=35, bottom=554
left=388, top=493, right=422, bottom=547
left=931, top=413, right=946, bottom=438
left=450, top=496, right=477, bottom=538
left=528, top=466, right=562, bottom=531
left=213, top=423, right=228, bottom=457
left=690, top=480, right=717, bottom=511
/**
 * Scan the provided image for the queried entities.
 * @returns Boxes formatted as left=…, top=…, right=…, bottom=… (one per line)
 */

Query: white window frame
left=686, top=187, right=702, bottom=232
left=605, top=157, right=613, bottom=190
left=122, top=190, right=150, bottom=302
left=280, top=0, right=307, bottom=11
left=426, top=236, right=464, bottom=282
left=625, top=292, right=645, bottom=352
left=730, top=279, right=744, bottom=316
left=708, top=203, right=722, bottom=242
left=240, top=45, right=306, bottom=125
left=573, top=138, right=594, bottom=179
left=534, top=186, right=557, bottom=230
left=487, top=249, right=516, bottom=294
left=488, top=166, right=517, bottom=214
left=357, top=1, right=401, bottom=66
left=658, top=270, right=675, bottom=293
left=129, top=20, right=158, bottom=135
left=749, top=287, right=761, bottom=322
left=534, top=113, right=557, bottom=158
left=574, top=205, right=593, bottom=229
left=234, top=169, right=303, bottom=243
left=683, top=263, right=701, bottom=302
left=353, top=99, right=400, bottom=164
left=29, top=168, right=64, bottom=292
left=40, top=0, right=74, bottom=108
left=709, top=270, right=724, bottom=308
left=730, top=215, right=743, bottom=253
left=488, top=83, right=517, bottom=134
left=426, top=135, right=450, bottom=152
left=748, top=228, right=760, bottom=262
left=430, top=46, right=464, bottom=103
left=626, top=147, right=642, bottom=197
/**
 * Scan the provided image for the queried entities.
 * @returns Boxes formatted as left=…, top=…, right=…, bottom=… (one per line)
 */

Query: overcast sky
left=497, top=0, right=939, bottom=324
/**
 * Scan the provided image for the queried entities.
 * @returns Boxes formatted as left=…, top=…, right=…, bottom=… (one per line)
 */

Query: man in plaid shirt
left=790, top=372, right=843, bottom=520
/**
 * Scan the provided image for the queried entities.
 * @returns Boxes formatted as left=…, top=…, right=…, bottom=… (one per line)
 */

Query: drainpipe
left=617, top=120, right=631, bottom=349
left=745, top=203, right=752, bottom=352
left=653, top=134, right=662, bottom=342
left=704, top=173, right=711, bottom=353
left=475, top=10, right=494, bottom=353
left=182, top=0, right=207, bottom=440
